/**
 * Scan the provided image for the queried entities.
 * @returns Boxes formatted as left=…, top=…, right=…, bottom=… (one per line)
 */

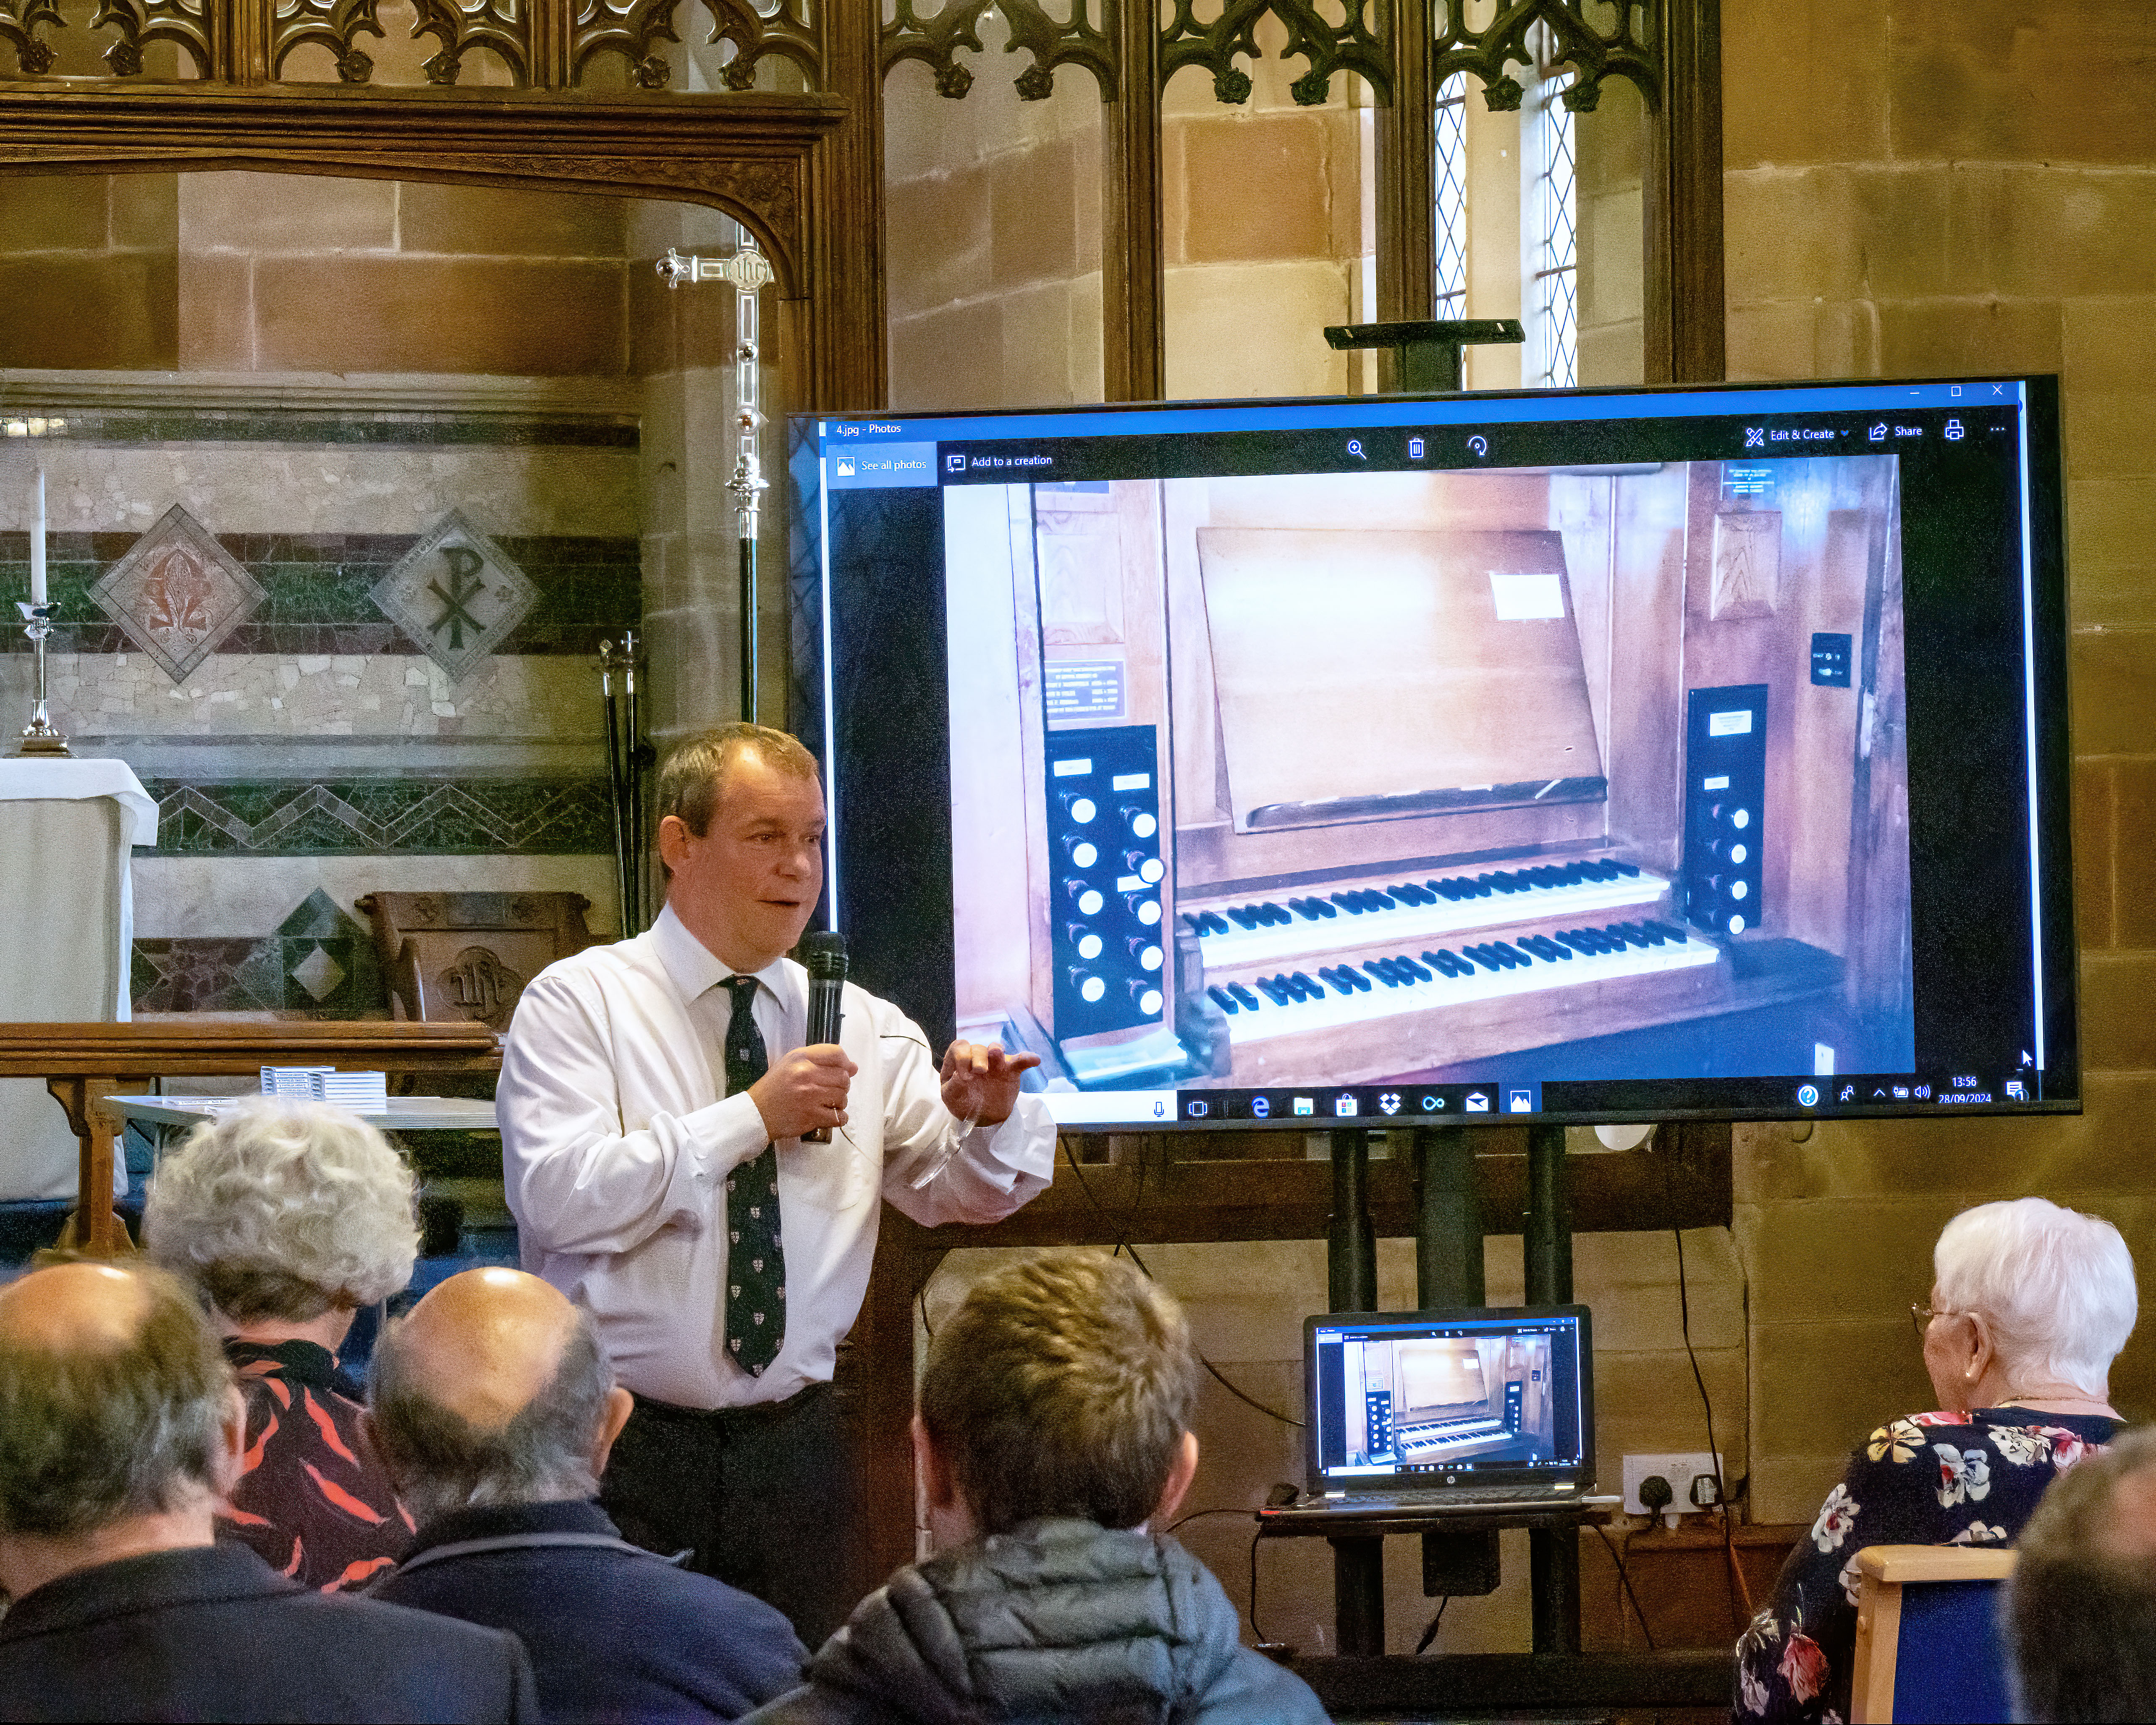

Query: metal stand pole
left=1524, top=1121, right=1580, bottom=1654
left=730, top=248, right=769, bottom=724
left=1327, top=1128, right=1376, bottom=1313
left=1331, top=1538, right=1387, bottom=1657
left=621, top=626, right=644, bottom=933
left=1325, top=1126, right=1383, bottom=1651
left=1415, top=1124, right=1482, bottom=1307
left=599, top=644, right=631, bottom=934
left=738, top=534, right=757, bottom=724
left=1415, top=1122, right=1500, bottom=1606
left=656, top=239, right=773, bottom=727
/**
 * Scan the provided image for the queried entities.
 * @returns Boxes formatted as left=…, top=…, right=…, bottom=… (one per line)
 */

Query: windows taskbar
left=1040, top=1069, right=2058, bottom=1128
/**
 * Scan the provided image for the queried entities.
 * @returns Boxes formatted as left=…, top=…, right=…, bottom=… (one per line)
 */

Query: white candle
left=29, top=465, right=45, bottom=608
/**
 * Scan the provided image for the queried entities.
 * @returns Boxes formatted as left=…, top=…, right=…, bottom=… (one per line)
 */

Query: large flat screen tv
left=789, top=377, right=2075, bottom=1132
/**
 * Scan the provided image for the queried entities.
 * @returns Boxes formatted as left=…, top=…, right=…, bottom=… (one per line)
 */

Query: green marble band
left=143, top=776, right=616, bottom=856
left=1, top=532, right=639, bottom=658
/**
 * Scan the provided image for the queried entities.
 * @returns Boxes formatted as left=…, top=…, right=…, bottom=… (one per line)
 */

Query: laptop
left=1271, top=1305, right=1609, bottom=1519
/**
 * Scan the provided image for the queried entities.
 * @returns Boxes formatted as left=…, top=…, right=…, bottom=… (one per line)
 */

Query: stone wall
left=1159, top=16, right=1373, bottom=400
left=1725, top=0, right=2156, bottom=1523
left=884, top=21, right=1106, bottom=412
left=0, top=173, right=633, bottom=378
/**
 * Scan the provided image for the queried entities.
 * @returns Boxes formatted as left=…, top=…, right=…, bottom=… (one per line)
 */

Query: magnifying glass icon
left=1346, top=438, right=1365, bottom=459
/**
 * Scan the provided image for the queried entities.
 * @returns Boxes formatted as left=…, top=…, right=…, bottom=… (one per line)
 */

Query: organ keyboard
left=1181, top=850, right=1734, bottom=1085
left=1184, top=858, right=1668, bottom=970
left=1394, top=1415, right=1514, bottom=1463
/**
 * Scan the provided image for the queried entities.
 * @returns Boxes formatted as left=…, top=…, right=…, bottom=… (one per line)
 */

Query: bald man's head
left=0, top=1260, right=154, bottom=1350
left=390, top=1269, right=582, bottom=1432
left=369, top=1270, right=620, bottom=1525
left=0, top=1262, right=231, bottom=1538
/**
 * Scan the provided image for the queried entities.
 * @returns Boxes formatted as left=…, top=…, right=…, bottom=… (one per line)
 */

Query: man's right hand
left=748, top=1043, right=857, bottom=1142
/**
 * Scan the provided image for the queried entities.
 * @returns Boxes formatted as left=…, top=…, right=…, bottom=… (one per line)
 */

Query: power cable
left=1673, top=1220, right=1753, bottom=1621
left=1590, top=1520, right=1657, bottom=1651
left=1413, top=1596, right=1449, bottom=1654
left=1062, top=1138, right=1304, bottom=1428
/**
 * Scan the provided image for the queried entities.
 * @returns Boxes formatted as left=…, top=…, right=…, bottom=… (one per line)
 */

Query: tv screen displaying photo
left=792, top=378, right=2075, bottom=1130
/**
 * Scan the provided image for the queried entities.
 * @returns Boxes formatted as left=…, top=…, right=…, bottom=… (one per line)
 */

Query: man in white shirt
left=497, top=722, right=1053, bottom=1644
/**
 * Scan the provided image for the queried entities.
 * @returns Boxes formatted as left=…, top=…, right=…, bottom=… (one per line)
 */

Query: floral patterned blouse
left=1736, top=1407, right=2118, bottom=1724
left=215, top=1338, right=416, bottom=1593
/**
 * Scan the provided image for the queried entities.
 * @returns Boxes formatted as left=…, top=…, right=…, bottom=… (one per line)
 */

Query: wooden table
left=0, top=1021, right=502, bottom=1253
left=105, top=1094, right=500, bottom=1134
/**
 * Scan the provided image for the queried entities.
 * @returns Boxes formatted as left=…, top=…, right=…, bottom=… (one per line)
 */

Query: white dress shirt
left=498, top=903, right=1056, bottom=1408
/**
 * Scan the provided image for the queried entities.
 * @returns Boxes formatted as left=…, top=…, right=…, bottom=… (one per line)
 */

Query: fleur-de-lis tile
left=90, top=506, right=265, bottom=684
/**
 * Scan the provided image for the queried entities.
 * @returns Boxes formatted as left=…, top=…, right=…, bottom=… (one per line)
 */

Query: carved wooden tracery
left=0, top=0, right=1723, bottom=404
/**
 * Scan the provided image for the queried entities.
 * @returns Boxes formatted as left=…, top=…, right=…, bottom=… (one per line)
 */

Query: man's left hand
left=940, top=1041, right=1043, bottom=1129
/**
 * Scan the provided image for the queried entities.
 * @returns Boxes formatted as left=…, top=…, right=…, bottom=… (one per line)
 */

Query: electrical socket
left=1622, top=1451, right=1724, bottom=1517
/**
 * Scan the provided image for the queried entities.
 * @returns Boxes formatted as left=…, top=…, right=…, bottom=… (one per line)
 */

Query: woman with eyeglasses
left=1736, top=1196, right=2134, bottom=1723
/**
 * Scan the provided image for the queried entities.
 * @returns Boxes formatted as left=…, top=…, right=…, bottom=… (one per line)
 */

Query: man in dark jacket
left=0, top=1260, right=536, bottom=1724
left=742, top=1250, right=1328, bottom=1725
left=367, top=1267, right=807, bottom=1722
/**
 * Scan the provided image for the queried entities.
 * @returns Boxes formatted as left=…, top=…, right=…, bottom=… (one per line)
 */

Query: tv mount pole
left=1313, top=312, right=1583, bottom=1658
left=658, top=236, right=775, bottom=724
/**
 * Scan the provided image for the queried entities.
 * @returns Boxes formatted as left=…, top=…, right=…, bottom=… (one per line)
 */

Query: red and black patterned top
left=216, top=1338, right=415, bottom=1594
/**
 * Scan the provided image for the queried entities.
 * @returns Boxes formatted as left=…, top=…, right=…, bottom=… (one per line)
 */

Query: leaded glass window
left=1433, top=73, right=1468, bottom=317
left=1527, top=37, right=1578, bottom=389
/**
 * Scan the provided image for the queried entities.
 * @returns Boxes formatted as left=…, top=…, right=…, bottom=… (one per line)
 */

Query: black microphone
left=800, top=931, right=847, bottom=1143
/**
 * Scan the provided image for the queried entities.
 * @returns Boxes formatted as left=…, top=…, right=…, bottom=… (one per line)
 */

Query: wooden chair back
left=356, top=892, right=595, bottom=1030
left=1850, top=1544, right=2016, bottom=1723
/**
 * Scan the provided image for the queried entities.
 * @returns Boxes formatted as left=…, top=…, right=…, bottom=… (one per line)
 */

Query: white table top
left=105, top=1094, right=500, bottom=1133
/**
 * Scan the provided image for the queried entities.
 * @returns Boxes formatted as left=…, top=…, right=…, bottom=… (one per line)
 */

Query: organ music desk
left=846, top=1119, right=1737, bottom=1716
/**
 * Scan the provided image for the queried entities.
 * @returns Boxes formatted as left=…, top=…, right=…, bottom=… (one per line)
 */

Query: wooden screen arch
left=0, top=84, right=874, bottom=411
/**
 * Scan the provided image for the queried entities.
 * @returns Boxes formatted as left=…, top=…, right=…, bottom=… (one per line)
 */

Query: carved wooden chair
left=356, top=892, right=596, bottom=1030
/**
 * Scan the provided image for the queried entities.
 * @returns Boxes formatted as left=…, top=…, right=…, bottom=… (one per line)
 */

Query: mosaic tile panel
left=131, top=889, right=386, bottom=1018
left=88, top=506, right=267, bottom=684
left=142, top=776, right=615, bottom=856
left=1, top=533, right=640, bottom=658
left=374, top=514, right=539, bottom=684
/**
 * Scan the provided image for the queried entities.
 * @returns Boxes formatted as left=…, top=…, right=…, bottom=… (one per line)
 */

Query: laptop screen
left=1305, top=1306, right=1593, bottom=1492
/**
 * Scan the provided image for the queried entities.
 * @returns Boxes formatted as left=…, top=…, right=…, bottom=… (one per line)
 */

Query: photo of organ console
left=945, top=457, right=1915, bottom=1094
left=1343, top=1333, right=1554, bottom=1471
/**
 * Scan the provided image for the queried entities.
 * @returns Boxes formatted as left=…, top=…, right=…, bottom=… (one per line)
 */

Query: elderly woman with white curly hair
left=143, top=1098, right=422, bottom=1592
left=1737, top=1195, right=2136, bottom=1724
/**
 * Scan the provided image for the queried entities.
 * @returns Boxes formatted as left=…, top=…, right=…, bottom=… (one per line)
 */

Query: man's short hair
left=657, top=723, right=821, bottom=842
left=0, top=1265, right=232, bottom=1539
left=918, top=1250, right=1199, bottom=1536
left=2009, top=1424, right=2156, bottom=1722
left=144, top=1098, right=420, bottom=1324
left=368, top=1306, right=614, bottom=1527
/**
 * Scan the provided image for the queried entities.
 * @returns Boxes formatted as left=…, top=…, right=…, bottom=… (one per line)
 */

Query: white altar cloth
left=0, top=758, right=158, bottom=1201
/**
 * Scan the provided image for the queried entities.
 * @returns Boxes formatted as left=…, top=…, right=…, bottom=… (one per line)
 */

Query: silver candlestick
left=15, top=600, right=69, bottom=756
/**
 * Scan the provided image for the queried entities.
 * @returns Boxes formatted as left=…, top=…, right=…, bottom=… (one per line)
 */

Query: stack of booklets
left=307, top=1070, right=390, bottom=1114
left=261, top=1066, right=334, bottom=1098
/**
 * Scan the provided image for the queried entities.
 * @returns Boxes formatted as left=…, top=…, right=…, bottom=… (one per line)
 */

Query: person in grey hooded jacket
left=741, top=1250, right=1328, bottom=1725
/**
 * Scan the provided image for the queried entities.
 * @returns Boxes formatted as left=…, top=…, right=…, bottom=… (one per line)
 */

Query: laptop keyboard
left=1325, top=1484, right=1567, bottom=1510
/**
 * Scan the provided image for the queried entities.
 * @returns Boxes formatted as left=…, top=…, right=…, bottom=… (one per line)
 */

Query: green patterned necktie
left=720, top=975, right=786, bottom=1376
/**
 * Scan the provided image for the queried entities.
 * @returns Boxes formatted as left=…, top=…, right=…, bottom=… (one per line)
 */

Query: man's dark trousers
left=602, top=1380, right=858, bottom=1648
